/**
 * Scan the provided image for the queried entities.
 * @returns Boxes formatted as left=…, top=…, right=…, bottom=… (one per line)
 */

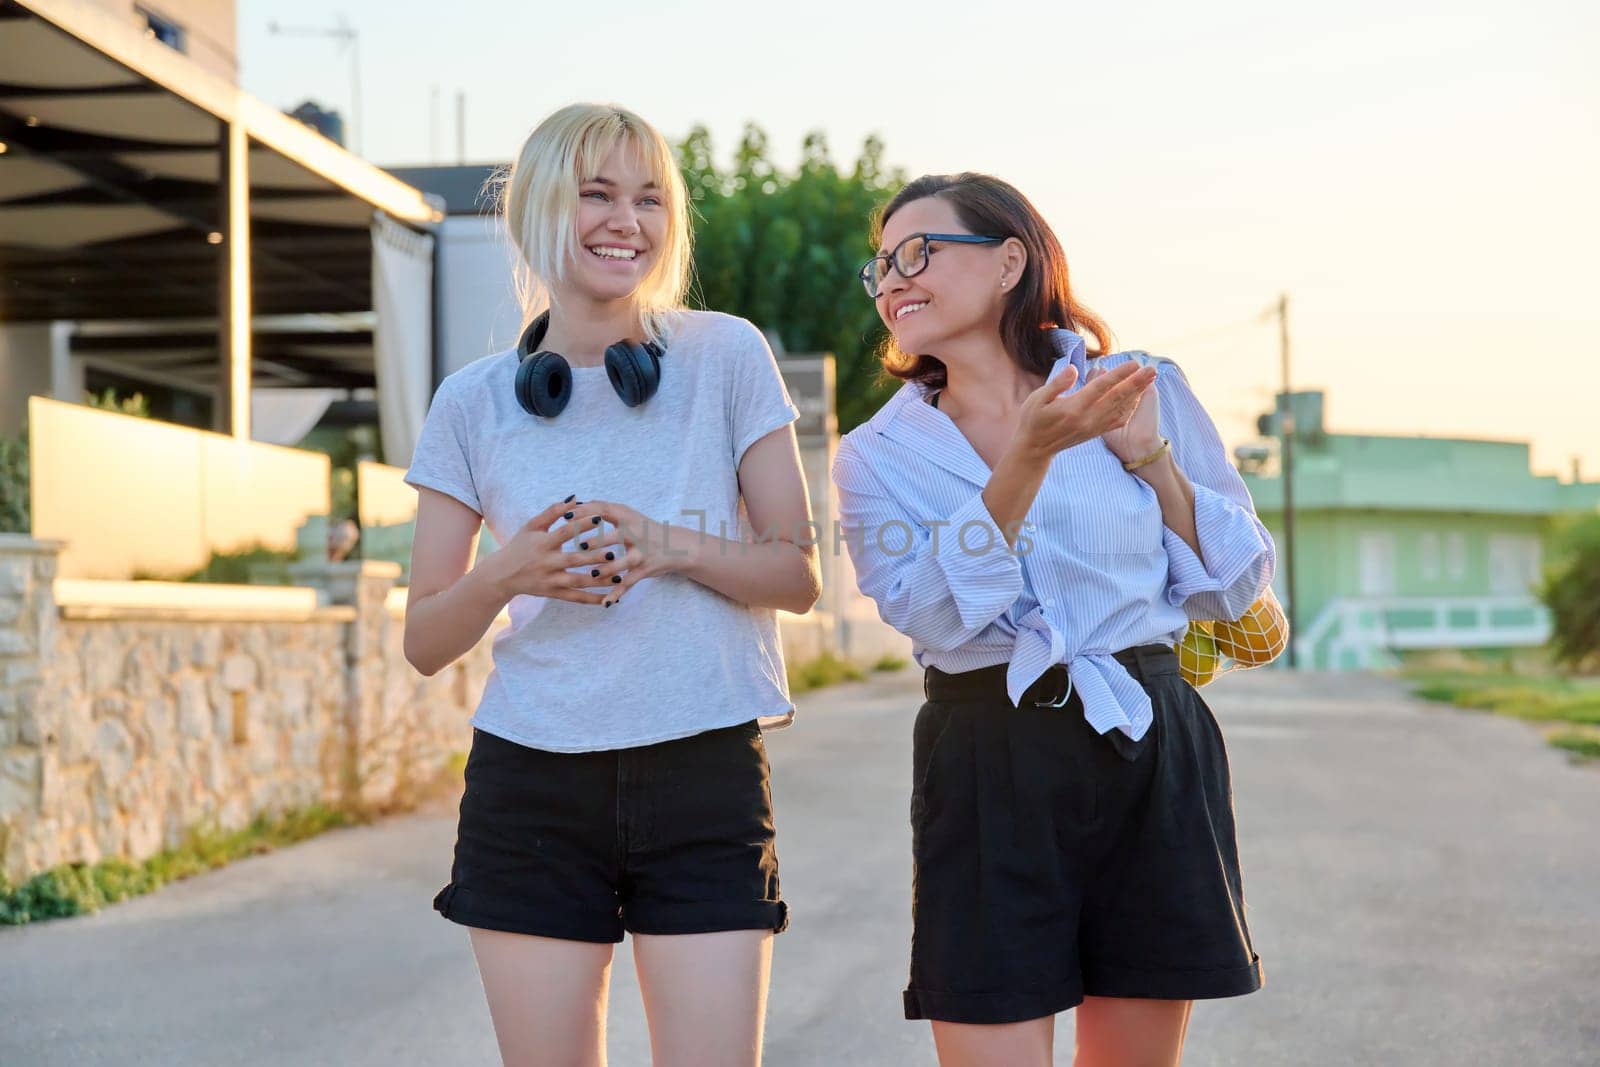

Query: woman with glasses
left=403, top=103, right=817, bottom=1066
left=832, top=173, right=1274, bottom=1066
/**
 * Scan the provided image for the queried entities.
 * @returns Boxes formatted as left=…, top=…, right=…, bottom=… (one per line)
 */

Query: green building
left=1238, top=392, right=1600, bottom=670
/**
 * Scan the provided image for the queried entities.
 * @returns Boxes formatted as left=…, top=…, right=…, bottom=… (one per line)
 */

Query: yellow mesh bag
left=1177, top=588, right=1290, bottom=687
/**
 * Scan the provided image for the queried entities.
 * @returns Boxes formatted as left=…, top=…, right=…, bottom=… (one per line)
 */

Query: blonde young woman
left=402, top=104, right=818, bottom=1067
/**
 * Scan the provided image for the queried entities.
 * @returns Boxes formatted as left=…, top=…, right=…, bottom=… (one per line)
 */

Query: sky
left=240, top=0, right=1600, bottom=478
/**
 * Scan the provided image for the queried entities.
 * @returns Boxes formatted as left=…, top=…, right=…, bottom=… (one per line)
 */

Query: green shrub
left=0, top=422, right=28, bottom=534
left=1410, top=672, right=1600, bottom=725
left=179, top=544, right=301, bottom=585
left=0, top=804, right=353, bottom=926
left=132, top=543, right=300, bottom=584
left=1549, top=731, right=1600, bottom=762
left=1409, top=671, right=1600, bottom=763
left=788, top=651, right=867, bottom=694
left=1541, top=513, right=1600, bottom=672
left=85, top=388, right=151, bottom=419
left=296, top=424, right=377, bottom=524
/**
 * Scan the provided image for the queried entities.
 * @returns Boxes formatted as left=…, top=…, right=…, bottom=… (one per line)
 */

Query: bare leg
left=632, top=930, right=773, bottom=1067
left=1074, top=996, right=1193, bottom=1067
left=468, top=928, right=615, bottom=1067
left=929, top=1016, right=1055, bottom=1067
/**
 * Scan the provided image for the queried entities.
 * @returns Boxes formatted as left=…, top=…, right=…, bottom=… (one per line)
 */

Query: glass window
left=1445, top=532, right=1468, bottom=582
left=1419, top=532, right=1441, bottom=582
left=139, top=8, right=187, bottom=53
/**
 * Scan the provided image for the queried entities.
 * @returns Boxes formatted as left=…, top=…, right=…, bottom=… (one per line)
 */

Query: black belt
left=923, top=644, right=1179, bottom=708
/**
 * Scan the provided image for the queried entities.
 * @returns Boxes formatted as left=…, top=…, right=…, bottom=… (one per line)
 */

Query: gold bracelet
left=1122, top=437, right=1171, bottom=472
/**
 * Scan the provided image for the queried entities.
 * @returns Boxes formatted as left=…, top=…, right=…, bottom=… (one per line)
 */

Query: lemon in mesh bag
left=1177, top=625, right=1224, bottom=687
left=1176, top=589, right=1289, bottom=687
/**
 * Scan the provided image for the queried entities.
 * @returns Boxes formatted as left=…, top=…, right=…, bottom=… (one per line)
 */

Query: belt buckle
left=1034, top=669, right=1073, bottom=709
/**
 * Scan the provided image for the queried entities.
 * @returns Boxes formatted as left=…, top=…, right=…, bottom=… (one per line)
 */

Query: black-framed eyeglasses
left=858, top=232, right=1006, bottom=299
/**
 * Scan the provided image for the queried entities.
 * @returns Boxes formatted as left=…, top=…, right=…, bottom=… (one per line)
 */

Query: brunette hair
left=873, top=172, right=1112, bottom=389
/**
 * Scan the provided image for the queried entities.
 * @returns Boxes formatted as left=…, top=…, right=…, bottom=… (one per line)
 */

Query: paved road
left=4, top=668, right=1598, bottom=1065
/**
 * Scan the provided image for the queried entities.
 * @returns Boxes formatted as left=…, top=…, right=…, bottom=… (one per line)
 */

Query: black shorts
left=434, top=720, right=787, bottom=943
left=904, top=645, right=1262, bottom=1024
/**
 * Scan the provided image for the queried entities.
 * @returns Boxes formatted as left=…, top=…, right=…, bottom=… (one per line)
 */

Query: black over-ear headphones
left=513, top=312, right=665, bottom=418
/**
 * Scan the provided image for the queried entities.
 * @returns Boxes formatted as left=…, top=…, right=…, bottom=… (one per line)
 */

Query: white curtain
left=250, top=387, right=344, bottom=446
left=371, top=212, right=436, bottom=469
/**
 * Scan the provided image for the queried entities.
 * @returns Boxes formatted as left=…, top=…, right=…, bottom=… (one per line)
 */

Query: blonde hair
left=493, top=103, right=691, bottom=345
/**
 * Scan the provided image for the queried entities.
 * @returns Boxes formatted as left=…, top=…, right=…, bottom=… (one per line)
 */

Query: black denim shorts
left=434, top=720, right=787, bottom=943
left=904, top=645, right=1262, bottom=1024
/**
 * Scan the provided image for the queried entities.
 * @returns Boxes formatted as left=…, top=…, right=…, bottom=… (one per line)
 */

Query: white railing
left=1294, top=596, right=1551, bottom=670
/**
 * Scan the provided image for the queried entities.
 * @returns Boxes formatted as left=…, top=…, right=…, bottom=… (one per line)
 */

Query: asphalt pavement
left=4, top=667, right=1597, bottom=1065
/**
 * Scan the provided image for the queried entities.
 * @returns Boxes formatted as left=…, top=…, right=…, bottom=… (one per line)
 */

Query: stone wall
left=0, top=533, right=907, bottom=885
left=0, top=538, right=494, bottom=884
left=0, top=535, right=60, bottom=878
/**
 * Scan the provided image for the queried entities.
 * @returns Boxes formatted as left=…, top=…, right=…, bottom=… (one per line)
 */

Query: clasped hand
left=490, top=497, right=682, bottom=608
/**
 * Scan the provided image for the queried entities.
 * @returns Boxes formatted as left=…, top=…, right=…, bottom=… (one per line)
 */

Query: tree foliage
left=679, top=124, right=905, bottom=433
left=0, top=423, right=26, bottom=534
left=85, top=387, right=151, bottom=419
left=0, top=392, right=148, bottom=535
left=1541, top=513, right=1600, bottom=672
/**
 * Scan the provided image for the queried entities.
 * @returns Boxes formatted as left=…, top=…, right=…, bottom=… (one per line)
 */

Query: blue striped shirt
left=830, top=329, right=1275, bottom=740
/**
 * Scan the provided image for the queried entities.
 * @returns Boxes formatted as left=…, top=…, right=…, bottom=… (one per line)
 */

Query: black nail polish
left=579, top=542, right=588, bottom=550
left=611, top=575, right=621, bottom=584
left=605, top=552, right=615, bottom=561
left=591, top=516, right=602, bottom=524
left=591, top=569, right=600, bottom=577
left=564, top=494, right=576, bottom=503
left=563, top=511, right=573, bottom=520
left=604, top=601, right=611, bottom=608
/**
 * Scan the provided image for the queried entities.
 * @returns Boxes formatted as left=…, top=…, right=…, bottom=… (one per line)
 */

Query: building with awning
left=0, top=0, right=443, bottom=465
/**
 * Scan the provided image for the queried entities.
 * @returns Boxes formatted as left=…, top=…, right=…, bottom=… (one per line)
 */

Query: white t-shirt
left=404, top=309, right=802, bottom=752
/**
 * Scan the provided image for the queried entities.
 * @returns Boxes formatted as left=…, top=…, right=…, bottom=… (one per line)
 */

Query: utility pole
left=456, top=91, right=466, bottom=164
left=269, top=18, right=362, bottom=154
left=430, top=84, right=440, bottom=163
left=1276, top=293, right=1299, bottom=668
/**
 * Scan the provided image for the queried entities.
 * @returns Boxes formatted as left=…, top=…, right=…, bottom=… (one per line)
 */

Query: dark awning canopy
left=0, top=0, right=438, bottom=393
left=71, top=314, right=377, bottom=393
